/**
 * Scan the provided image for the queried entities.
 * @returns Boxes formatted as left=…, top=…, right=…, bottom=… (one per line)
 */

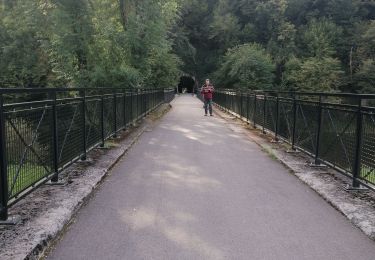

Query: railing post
left=263, top=94, right=267, bottom=134
left=51, top=91, right=59, bottom=182
left=352, top=98, right=364, bottom=188
left=0, top=94, right=9, bottom=221
left=81, top=90, right=87, bottom=161
left=253, top=94, right=257, bottom=128
left=113, top=92, right=117, bottom=137
left=314, top=95, right=323, bottom=165
left=291, top=94, right=297, bottom=150
left=100, top=96, right=105, bottom=147
left=274, top=93, right=280, bottom=141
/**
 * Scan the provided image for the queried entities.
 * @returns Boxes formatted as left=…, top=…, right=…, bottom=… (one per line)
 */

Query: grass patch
left=260, top=144, right=278, bottom=161
left=7, top=164, right=50, bottom=198
left=361, top=166, right=375, bottom=185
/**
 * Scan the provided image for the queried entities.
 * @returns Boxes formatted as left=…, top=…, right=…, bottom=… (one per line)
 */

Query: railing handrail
left=216, top=89, right=375, bottom=99
left=0, top=87, right=166, bottom=94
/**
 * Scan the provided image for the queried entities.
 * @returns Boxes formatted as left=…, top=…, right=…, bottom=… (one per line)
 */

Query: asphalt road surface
left=48, top=95, right=375, bottom=260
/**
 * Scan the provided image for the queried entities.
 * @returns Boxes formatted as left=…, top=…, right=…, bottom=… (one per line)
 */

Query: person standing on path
left=201, top=79, right=215, bottom=116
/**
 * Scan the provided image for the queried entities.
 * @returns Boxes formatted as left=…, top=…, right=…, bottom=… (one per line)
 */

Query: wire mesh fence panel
left=142, top=93, right=147, bottom=115
left=116, top=94, right=125, bottom=130
left=5, top=105, right=53, bottom=199
left=148, top=92, right=152, bottom=111
left=264, top=97, right=277, bottom=133
left=56, top=101, right=84, bottom=167
left=85, top=98, right=102, bottom=148
left=146, top=92, right=150, bottom=113
left=135, top=94, right=140, bottom=118
left=248, top=95, right=255, bottom=121
left=255, top=97, right=264, bottom=127
left=231, top=94, right=236, bottom=112
left=240, top=94, right=247, bottom=118
left=103, top=96, right=115, bottom=139
left=131, top=94, right=136, bottom=121
left=125, top=93, right=132, bottom=126
left=234, top=94, right=240, bottom=115
left=319, top=107, right=357, bottom=173
left=227, top=94, right=232, bottom=111
left=360, top=112, right=375, bottom=184
left=278, top=99, right=293, bottom=141
left=138, top=93, right=143, bottom=116
left=164, top=89, right=175, bottom=103
left=294, top=102, right=319, bottom=155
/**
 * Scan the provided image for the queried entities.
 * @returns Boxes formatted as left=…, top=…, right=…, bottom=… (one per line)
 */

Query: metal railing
left=0, top=87, right=175, bottom=220
left=215, top=90, right=375, bottom=191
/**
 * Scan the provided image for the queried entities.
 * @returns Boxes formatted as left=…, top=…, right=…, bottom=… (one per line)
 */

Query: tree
left=0, top=0, right=182, bottom=89
left=216, top=43, right=275, bottom=90
left=283, top=56, right=343, bottom=92
left=0, top=1, right=53, bottom=87
left=302, top=18, right=342, bottom=58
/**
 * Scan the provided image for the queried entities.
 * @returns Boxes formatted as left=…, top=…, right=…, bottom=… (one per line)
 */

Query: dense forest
left=1, top=0, right=375, bottom=93
left=0, top=0, right=182, bottom=89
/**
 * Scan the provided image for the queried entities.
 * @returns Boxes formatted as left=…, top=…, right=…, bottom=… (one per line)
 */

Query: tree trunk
left=119, top=0, right=134, bottom=29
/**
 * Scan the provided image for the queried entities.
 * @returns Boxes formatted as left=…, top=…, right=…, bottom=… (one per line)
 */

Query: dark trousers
left=204, top=98, right=213, bottom=115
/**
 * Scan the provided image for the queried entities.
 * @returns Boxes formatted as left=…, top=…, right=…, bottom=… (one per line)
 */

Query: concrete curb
left=0, top=104, right=171, bottom=260
left=213, top=105, right=375, bottom=241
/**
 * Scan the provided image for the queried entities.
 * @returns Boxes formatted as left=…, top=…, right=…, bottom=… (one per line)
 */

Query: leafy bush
left=216, top=43, right=276, bottom=90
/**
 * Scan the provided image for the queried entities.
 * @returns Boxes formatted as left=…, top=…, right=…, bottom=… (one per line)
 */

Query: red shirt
left=201, top=84, right=214, bottom=99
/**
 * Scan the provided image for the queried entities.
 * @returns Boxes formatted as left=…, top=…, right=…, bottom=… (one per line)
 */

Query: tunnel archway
left=178, top=76, right=196, bottom=93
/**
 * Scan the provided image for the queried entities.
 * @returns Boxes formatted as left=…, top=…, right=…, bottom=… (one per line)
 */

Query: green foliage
left=216, top=43, right=275, bottom=90
left=0, top=0, right=182, bottom=89
left=283, top=56, right=343, bottom=92
left=2, top=0, right=375, bottom=93
left=175, top=0, right=375, bottom=93
left=354, top=59, right=375, bottom=93
left=0, top=1, right=52, bottom=87
left=302, top=19, right=342, bottom=58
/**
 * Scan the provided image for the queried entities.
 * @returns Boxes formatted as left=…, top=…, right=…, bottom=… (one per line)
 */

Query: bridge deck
left=48, top=95, right=375, bottom=260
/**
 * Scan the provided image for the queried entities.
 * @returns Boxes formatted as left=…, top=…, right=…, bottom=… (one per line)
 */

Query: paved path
left=48, top=95, right=375, bottom=260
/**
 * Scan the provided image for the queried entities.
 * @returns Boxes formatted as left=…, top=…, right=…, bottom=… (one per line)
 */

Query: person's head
left=205, top=79, right=210, bottom=85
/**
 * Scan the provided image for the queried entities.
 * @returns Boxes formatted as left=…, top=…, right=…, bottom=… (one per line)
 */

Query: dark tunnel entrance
left=178, top=76, right=196, bottom=93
